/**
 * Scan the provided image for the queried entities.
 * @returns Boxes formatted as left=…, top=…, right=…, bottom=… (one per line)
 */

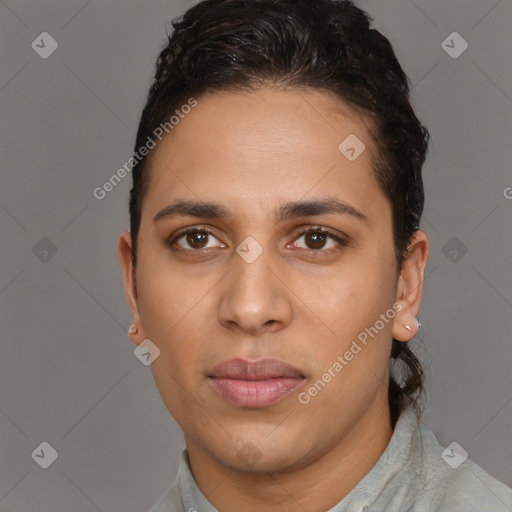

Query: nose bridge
left=218, top=239, right=292, bottom=333
left=232, top=242, right=277, bottom=309
left=234, top=245, right=274, bottom=299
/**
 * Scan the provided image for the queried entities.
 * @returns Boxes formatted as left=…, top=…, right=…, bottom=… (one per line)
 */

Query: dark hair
left=129, top=0, right=429, bottom=426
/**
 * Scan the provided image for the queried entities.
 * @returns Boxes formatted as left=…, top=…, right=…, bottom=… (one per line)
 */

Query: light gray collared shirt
left=148, top=407, right=512, bottom=512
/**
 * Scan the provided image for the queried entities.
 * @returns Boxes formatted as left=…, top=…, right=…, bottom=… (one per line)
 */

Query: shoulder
left=147, top=480, right=184, bottom=512
left=412, top=421, right=512, bottom=511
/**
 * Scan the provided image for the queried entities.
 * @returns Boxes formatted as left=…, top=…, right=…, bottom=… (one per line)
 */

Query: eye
left=168, top=226, right=225, bottom=251
left=167, top=225, right=350, bottom=254
left=291, top=226, right=349, bottom=253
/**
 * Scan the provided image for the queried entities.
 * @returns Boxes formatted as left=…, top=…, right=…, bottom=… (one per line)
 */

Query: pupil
left=188, top=231, right=207, bottom=248
left=306, top=231, right=325, bottom=249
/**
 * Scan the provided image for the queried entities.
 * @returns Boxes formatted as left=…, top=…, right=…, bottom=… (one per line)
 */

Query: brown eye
left=168, top=227, right=225, bottom=251
left=185, top=231, right=209, bottom=249
left=304, top=231, right=328, bottom=249
left=292, top=227, right=349, bottom=253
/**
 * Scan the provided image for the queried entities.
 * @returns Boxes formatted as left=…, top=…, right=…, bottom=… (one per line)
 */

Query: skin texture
left=118, top=87, right=429, bottom=512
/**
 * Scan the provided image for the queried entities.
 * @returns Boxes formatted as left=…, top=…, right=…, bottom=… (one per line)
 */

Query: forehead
left=142, top=87, right=386, bottom=221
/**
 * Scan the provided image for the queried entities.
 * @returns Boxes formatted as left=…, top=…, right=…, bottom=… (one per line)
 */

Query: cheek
left=297, top=257, right=397, bottom=398
left=303, top=256, right=394, bottom=334
left=136, top=258, right=201, bottom=336
left=150, top=358, right=207, bottom=434
left=135, top=258, right=218, bottom=372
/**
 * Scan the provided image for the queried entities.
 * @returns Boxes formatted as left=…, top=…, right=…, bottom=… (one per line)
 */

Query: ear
left=118, top=231, right=146, bottom=346
left=392, top=229, right=429, bottom=342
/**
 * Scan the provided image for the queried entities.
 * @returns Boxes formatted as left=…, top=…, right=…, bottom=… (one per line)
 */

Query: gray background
left=0, top=0, right=511, bottom=510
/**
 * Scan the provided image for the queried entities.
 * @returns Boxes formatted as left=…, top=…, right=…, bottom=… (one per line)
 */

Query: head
left=119, top=0, right=429, bottom=473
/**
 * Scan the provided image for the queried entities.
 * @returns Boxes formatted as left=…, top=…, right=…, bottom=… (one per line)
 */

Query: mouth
left=207, top=358, right=306, bottom=408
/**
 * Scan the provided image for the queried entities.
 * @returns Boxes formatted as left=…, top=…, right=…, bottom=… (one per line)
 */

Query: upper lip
left=209, top=358, right=305, bottom=380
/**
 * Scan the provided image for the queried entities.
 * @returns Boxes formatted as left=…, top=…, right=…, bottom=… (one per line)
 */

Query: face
left=119, top=87, right=426, bottom=474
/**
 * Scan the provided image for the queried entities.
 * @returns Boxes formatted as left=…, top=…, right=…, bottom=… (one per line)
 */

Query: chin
left=218, top=446, right=304, bottom=474
left=200, top=427, right=313, bottom=474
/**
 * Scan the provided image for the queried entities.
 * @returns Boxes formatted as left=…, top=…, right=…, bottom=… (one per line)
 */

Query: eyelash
left=167, top=225, right=350, bottom=254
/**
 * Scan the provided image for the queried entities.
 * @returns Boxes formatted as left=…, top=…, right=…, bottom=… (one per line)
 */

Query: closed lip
left=208, top=357, right=305, bottom=380
left=207, top=358, right=306, bottom=407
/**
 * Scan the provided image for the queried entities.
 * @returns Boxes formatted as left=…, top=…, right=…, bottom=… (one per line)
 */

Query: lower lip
left=209, top=377, right=305, bottom=408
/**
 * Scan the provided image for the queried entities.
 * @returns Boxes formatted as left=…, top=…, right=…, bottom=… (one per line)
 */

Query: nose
left=218, top=249, right=293, bottom=336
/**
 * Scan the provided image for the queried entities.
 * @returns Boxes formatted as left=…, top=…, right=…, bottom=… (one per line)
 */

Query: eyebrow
left=152, top=197, right=368, bottom=224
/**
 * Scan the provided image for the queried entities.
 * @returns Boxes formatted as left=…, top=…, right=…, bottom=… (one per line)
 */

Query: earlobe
left=394, top=319, right=418, bottom=342
left=127, top=323, right=145, bottom=346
